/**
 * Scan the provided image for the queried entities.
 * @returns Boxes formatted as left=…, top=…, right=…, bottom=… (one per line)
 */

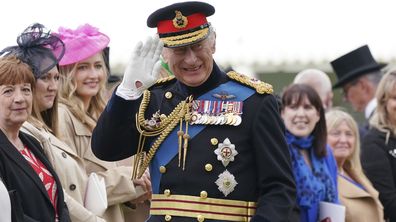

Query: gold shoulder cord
left=132, top=90, right=193, bottom=179
left=227, top=71, right=273, bottom=94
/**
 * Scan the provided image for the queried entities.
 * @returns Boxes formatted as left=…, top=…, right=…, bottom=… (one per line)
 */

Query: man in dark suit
left=330, top=45, right=384, bottom=139
left=91, top=1, right=298, bottom=221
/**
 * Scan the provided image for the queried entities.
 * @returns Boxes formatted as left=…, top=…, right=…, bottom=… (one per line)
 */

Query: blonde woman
left=326, top=109, right=383, bottom=222
left=362, top=69, right=396, bottom=221
left=56, top=24, right=151, bottom=222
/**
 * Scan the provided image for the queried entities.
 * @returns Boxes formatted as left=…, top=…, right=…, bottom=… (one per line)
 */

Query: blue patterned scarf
left=286, top=131, right=337, bottom=209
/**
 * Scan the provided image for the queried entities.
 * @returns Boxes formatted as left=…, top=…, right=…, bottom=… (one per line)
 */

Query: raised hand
left=116, top=35, right=163, bottom=100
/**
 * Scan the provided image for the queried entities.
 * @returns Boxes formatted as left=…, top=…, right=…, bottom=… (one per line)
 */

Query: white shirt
left=365, top=98, right=377, bottom=120
left=0, top=179, right=11, bottom=222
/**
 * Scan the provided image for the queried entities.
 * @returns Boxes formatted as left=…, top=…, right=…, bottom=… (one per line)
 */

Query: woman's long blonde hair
left=370, top=68, right=396, bottom=142
left=58, top=52, right=107, bottom=131
left=326, top=108, right=378, bottom=195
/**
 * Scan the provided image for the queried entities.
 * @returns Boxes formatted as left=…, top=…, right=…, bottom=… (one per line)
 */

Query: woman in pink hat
left=56, top=24, right=151, bottom=222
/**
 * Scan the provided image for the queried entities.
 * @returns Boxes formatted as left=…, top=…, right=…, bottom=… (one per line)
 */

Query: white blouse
left=0, top=178, right=11, bottom=222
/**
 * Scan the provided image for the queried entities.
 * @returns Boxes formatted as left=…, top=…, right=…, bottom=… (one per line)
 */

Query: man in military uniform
left=92, top=2, right=297, bottom=221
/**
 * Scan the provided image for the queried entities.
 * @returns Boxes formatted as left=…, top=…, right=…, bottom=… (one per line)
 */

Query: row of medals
left=189, top=100, right=242, bottom=126
left=190, top=112, right=242, bottom=126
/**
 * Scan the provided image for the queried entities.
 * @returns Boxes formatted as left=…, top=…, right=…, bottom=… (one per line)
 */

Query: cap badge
left=173, top=10, right=188, bottom=29
left=215, top=170, right=238, bottom=197
left=214, top=138, right=238, bottom=167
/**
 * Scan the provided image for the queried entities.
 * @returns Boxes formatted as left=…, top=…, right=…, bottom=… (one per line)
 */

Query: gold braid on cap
left=132, top=90, right=193, bottom=179
left=161, top=28, right=209, bottom=47
left=227, top=71, right=273, bottom=94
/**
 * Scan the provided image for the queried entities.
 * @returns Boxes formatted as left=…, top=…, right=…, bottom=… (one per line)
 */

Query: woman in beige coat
left=23, top=120, right=107, bottom=221
left=326, top=109, right=383, bottom=222
left=56, top=24, right=151, bottom=222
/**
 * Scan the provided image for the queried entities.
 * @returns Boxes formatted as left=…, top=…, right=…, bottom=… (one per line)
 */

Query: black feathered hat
left=0, top=23, right=65, bottom=78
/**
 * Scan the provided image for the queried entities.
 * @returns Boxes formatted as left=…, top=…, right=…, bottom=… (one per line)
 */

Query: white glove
left=116, top=36, right=163, bottom=100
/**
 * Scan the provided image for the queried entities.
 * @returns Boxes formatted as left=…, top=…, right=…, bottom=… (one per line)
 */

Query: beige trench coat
left=338, top=175, right=384, bottom=222
left=21, top=121, right=106, bottom=222
left=58, top=103, right=143, bottom=222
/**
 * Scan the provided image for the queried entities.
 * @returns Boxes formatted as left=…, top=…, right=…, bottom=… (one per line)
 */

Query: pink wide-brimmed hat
left=55, top=24, right=109, bottom=66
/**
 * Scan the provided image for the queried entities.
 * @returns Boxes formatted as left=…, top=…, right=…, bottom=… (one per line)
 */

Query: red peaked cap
left=147, top=1, right=215, bottom=48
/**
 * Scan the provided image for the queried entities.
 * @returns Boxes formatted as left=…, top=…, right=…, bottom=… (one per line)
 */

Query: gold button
left=200, top=191, right=208, bottom=199
left=164, top=189, right=171, bottom=196
left=159, top=166, right=166, bottom=174
left=210, top=138, right=218, bottom=145
left=165, top=92, right=173, bottom=99
left=197, top=214, right=205, bottom=222
left=165, top=215, right=172, bottom=221
left=205, top=164, right=213, bottom=172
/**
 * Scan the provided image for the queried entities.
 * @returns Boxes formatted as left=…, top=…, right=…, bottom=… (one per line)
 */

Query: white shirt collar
left=365, top=98, right=377, bottom=119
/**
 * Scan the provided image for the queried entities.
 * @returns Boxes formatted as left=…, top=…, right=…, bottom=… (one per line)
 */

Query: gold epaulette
left=227, top=71, right=273, bottom=94
left=154, top=75, right=176, bottom=85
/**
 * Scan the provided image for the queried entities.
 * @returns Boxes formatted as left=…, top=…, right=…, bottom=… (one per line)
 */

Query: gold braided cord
left=161, top=28, right=208, bottom=41
left=137, top=101, right=188, bottom=178
left=155, top=76, right=175, bottom=85
left=137, top=90, right=185, bottom=135
left=161, top=28, right=209, bottom=47
left=177, top=120, right=183, bottom=167
left=132, top=129, right=146, bottom=179
left=226, top=71, right=274, bottom=94
left=137, top=90, right=151, bottom=128
left=135, top=90, right=193, bottom=178
left=182, top=96, right=193, bottom=170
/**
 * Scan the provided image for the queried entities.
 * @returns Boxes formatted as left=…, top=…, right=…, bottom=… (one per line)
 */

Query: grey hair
left=207, top=24, right=216, bottom=41
left=365, top=70, right=383, bottom=86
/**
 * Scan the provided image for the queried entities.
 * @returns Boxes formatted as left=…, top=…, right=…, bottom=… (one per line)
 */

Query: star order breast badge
left=215, top=170, right=238, bottom=197
left=214, top=138, right=238, bottom=167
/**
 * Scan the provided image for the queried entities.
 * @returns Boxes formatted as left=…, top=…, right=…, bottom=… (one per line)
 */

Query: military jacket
left=92, top=63, right=298, bottom=222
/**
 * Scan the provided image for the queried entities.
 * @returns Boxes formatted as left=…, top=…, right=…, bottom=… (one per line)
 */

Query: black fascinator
left=0, top=23, right=65, bottom=78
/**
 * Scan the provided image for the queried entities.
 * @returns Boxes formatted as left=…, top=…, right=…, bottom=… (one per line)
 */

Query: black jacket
left=361, top=127, right=396, bottom=221
left=0, top=130, right=70, bottom=222
left=92, top=64, right=298, bottom=221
